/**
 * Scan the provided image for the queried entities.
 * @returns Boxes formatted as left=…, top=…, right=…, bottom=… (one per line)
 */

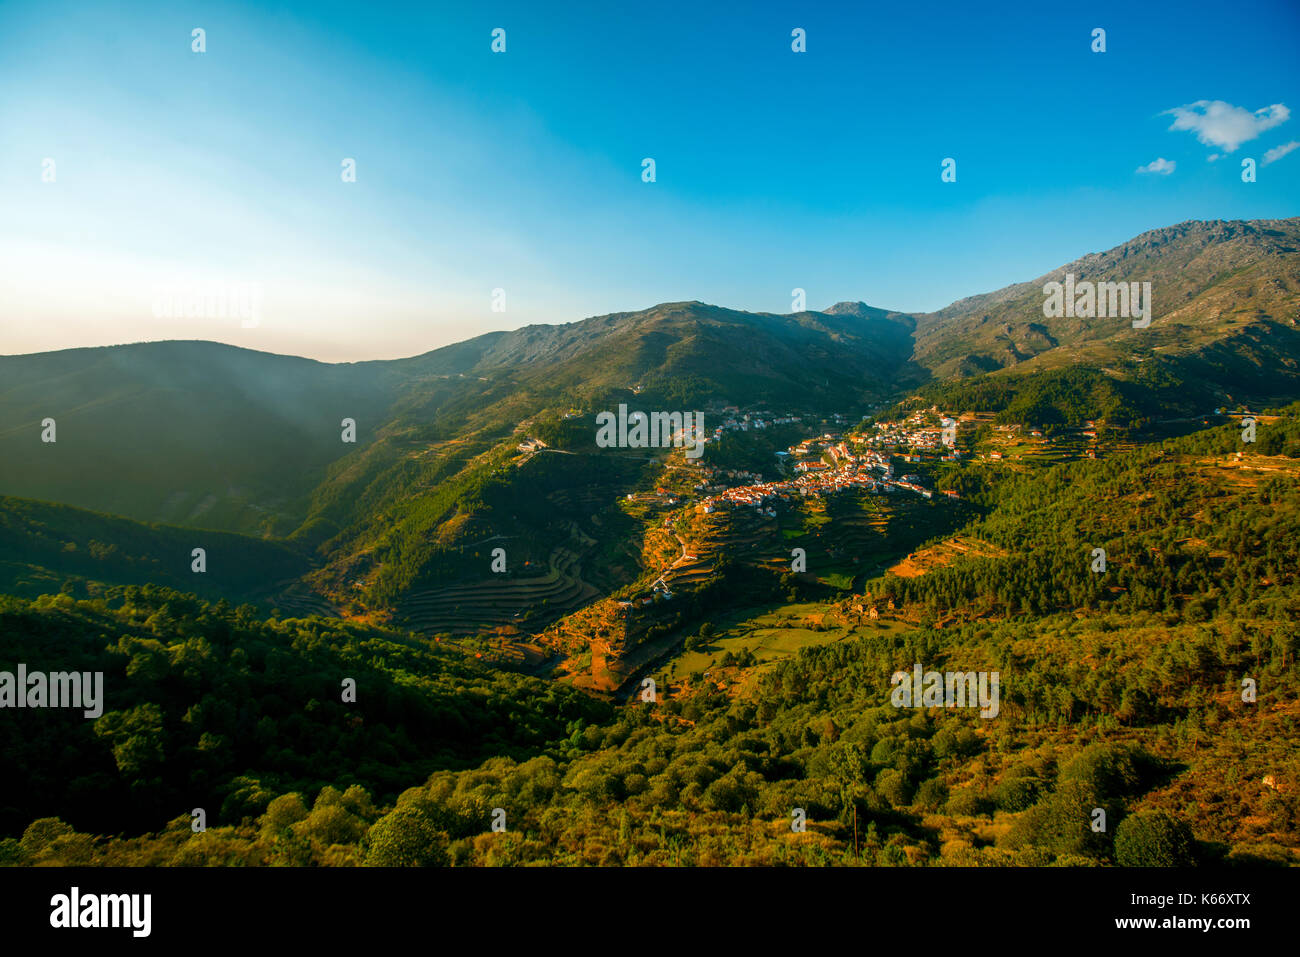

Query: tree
left=20, top=817, right=73, bottom=859
left=294, top=803, right=368, bottom=847
left=1115, top=810, right=1196, bottom=866
left=827, top=741, right=865, bottom=785
left=93, top=704, right=166, bottom=780
left=1006, top=780, right=1110, bottom=859
left=995, top=774, right=1042, bottom=811
left=259, top=793, right=308, bottom=838
left=915, top=777, right=950, bottom=811
left=876, top=769, right=913, bottom=808
left=365, top=801, right=451, bottom=867
left=1058, top=742, right=1144, bottom=799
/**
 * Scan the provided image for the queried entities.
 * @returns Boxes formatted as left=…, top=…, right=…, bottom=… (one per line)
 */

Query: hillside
left=2, top=217, right=1298, bottom=638
left=0, top=495, right=315, bottom=609
left=397, top=300, right=923, bottom=406
left=0, top=341, right=400, bottom=536
left=912, top=218, right=1300, bottom=404
left=6, top=414, right=1298, bottom=867
left=0, top=585, right=609, bottom=838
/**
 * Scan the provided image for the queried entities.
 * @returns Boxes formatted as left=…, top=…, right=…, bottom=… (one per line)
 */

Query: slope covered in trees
left=0, top=586, right=608, bottom=838
left=5, top=415, right=1297, bottom=867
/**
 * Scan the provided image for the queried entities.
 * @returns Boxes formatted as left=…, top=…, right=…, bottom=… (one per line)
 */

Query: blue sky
left=1, top=0, right=1298, bottom=361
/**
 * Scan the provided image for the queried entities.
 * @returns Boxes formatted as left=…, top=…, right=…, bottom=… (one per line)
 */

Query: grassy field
left=662, top=601, right=911, bottom=678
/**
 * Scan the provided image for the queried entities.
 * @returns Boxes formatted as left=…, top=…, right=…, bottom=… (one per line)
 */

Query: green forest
left=4, top=415, right=1297, bottom=867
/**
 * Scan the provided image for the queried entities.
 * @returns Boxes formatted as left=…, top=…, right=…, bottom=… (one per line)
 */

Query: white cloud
left=1262, top=140, right=1300, bottom=165
left=1136, top=157, right=1176, bottom=175
left=1163, top=100, right=1290, bottom=152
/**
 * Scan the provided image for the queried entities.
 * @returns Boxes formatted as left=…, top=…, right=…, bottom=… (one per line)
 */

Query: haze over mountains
left=1, top=216, right=1298, bottom=625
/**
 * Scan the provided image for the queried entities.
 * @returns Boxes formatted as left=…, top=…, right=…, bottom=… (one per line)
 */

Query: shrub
left=1114, top=811, right=1196, bottom=866
left=994, top=775, right=1041, bottom=811
left=1225, top=842, right=1291, bottom=867
left=946, top=788, right=990, bottom=817
left=876, top=768, right=914, bottom=807
left=1059, top=743, right=1144, bottom=800
left=1005, top=780, right=1110, bottom=859
left=20, top=817, right=72, bottom=857
left=915, top=777, right=950, bottom=811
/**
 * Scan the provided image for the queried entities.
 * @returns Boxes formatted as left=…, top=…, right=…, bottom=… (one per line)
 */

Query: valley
left=2, top=216, right=1299, bottom=868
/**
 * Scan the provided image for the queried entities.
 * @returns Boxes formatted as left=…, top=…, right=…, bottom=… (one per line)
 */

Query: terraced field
left=887, top=535, right=1007, bottom=579
left=666, top=490, right=938, bottom=592
left=397, top=544, right=600, bottom=636
left=271, top=581, right=341, bottom=618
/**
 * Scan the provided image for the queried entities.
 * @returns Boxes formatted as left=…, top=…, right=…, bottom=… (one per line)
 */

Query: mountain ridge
left=2, top=215, right=1299, bottom=633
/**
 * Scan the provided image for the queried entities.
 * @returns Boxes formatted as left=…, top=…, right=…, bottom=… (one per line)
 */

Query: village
left=696, top=437, right=943, bottom=515
left=861, top=406, right=1111, bottom=462
left=556, top=402, right=1120, bottom=616
left=597, top=402, right=1122, bottom=534
left=607, top=410, right=955, bottom=613
left=622, top=405, right=966, bottom=523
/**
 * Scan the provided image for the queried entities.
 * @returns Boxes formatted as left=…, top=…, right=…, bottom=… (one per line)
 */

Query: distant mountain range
left=2, top=216, right=1298, bottom=625
left=911, top=217, right=1300, bottom=380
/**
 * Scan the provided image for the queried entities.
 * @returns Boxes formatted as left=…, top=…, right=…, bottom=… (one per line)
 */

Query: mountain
left=0, top=341, right=400, bottom=536
left=0, top=303, right=922, bottom=537
left=911, top=218, right=1300, bottom=399
left=4, top=218, right=1300, bottom=869
left=3, top=217, right=1299, bottom=633
left=0, top=495, right=315, bottom=609
left=399, top=300, right=921, bottom=400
